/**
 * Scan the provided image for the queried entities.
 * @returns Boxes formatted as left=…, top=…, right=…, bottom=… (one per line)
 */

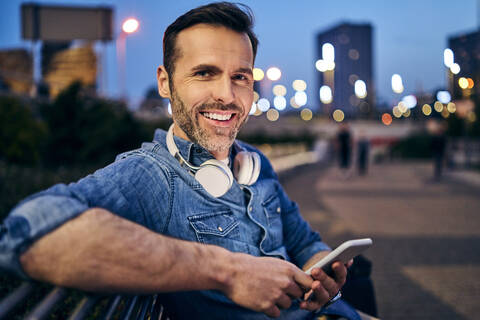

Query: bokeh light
left=403, top=109, right=411, bottom=118
left=402, top=95, right=417, bottom=109
left=443, top=48, right=454, bottom=68
left=273, top=96, right=287, bottom=110
left=294, top=91, right=307, bottom=107
left=290, top=96, right=300, bottom=108
left=249, top=102, right=257, bottom=115
left=253, top=68, right=264, bottom=81
left=447, top=102, right=456, bottom=113
left=392, top=106, right=402, bottom=118
left=450, top=63, right=460, bottom=74
left=381, top=113, right=392, bottom=126
left=272, top=84, right=287, bottom=96
left=266, top=67, right=281, bottom=81
left=122, top=18, right=139, bottom=33
left=253, top=106, right=262, bottom=116
left=398, top=102, right=407, bottom=113
left=300, top=108, right=313, bottom=121
left=354, top=80, right=367, bottom=98
left=458, top=77, right=469, bottom=89
left=292, top=80, right=307, bottom=92
left=348, top=49, right=359, bottom=60
left=257, top=98, right=270, bottom=112
left=315, top=59, right=328, bottom=72
left=332, top=109, right=345, bottom=122
left=266, top=109, right=279, bottom=121
left=422, top=104, right=432, bottom=116
left=437, top=91, right=451, bottom=104
left=391, top=74, right=404, bottom=94
left=467, top=78, right=474, bottom=89
left=349, top=74, right=359, bottom=85
left=434, top=101, right=444, bottom=112
left=167, top=102, right=172, bottom=116
left=322, top=43, right=335, bottom=62
left=319, top=85, right=333, bottom=104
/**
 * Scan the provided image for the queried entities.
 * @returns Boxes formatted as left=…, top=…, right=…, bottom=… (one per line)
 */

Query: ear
left=157, top=66, right=171, bottom=99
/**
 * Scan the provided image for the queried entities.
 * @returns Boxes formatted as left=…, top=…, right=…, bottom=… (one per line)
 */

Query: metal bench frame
left=0, top=282, right=169, bottom=320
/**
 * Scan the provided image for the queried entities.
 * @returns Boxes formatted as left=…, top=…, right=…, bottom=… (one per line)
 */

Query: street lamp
left=117, top=17, right=140, bottom=99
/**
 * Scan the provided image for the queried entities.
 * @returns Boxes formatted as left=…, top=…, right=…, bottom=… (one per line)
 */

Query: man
left=0, top=3, right=361, bottom=319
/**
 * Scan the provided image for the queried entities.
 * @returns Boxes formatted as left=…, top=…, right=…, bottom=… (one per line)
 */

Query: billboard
left=21, top=3, right=113, bottom=41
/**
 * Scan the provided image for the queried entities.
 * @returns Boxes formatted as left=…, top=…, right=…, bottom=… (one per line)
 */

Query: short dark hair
left=163, top=2, right=258, bottom=77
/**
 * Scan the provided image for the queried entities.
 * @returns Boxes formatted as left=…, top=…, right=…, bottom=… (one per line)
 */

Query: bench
left=0, top=281, right=169, bottom=320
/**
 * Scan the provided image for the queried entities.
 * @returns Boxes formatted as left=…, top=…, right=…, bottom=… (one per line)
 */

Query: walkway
left=282, top=161, right=480, bottom=320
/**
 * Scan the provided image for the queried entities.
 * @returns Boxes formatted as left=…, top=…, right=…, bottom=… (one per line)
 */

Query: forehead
left=174, top=24, right=254, bottom=70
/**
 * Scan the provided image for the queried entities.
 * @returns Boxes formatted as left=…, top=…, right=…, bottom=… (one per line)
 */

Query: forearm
left=20, top=208, right=232, bottom=294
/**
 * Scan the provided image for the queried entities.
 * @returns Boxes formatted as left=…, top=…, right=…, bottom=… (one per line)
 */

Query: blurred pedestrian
left=356, top=130, right=370, bottom=176
left=336, top=122, right=353, bottom=178
left=431, top=121, right=447, bottom=181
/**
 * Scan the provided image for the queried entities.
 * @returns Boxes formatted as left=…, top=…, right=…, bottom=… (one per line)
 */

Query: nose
left=212, top=76, right=235, bottom=105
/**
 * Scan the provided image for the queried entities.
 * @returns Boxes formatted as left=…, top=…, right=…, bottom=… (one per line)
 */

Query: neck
left=172, top=123, right=230, bottom=161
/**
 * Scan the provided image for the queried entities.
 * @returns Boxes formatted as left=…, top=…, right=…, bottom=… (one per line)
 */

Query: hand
left=223, top=253, right=313, bottom=318
left=300, top=259, right=351, bottom=311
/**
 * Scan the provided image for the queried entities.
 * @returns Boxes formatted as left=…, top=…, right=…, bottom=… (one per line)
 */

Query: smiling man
left=0, top=3, right=362, bottom=319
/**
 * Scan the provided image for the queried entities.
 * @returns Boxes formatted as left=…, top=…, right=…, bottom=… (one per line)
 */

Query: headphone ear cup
left=234, top=151, right=252, bottom=185
left=195, top=159, right=233, bottom=197
left=247, top=152, right=261, bottom=185
left=234, top=151, right=261, bottom=186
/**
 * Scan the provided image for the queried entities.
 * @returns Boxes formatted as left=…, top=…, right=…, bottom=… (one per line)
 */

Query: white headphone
left=166, top=124, right=261, bottom=197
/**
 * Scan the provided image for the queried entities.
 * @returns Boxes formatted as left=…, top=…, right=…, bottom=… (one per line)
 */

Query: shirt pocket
left=262, top=194, right=284, bottom=249
left=187, top=209, right=242, bottom=250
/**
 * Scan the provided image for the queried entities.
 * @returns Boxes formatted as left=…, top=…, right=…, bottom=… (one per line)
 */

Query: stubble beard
left=170, top=90, right=248, bottom=154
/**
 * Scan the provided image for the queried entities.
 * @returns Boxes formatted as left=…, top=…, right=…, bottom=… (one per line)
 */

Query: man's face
left=160, top=24, right=254, bottom=157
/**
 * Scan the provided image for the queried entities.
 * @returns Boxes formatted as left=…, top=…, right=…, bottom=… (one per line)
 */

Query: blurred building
left=0, top=49, right=33, bottom=94
left=315, top=22, right=374, bottom=118
left=42, top=42, right=97, bottom=97
left=448, top=29, right=480, bottom=100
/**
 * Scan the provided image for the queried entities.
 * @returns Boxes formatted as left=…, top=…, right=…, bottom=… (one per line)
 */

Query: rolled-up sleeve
left=0, top=151, right=171, bottom=279
left=0, top=185, right=90, bottom=278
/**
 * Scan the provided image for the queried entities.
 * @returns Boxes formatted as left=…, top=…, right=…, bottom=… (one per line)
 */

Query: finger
left=275, top=293, right=292, bottom=310
left=293, top=268, right=313, bottom=291
left=331, top=261, right=348, bottom=286
left=311, top=280, right=330, bottom=303
left=285, top=281, right=306, bottom=299
left=346, top=258, right=354, bottom=268
left=312, top=269, right=339, bottom=298
left=265, top=305, right=281, bottom=318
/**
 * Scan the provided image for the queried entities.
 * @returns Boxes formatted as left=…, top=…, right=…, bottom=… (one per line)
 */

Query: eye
left=194, top=70, right=211, bottom=77
left=233, top=74, right=252, bottom=83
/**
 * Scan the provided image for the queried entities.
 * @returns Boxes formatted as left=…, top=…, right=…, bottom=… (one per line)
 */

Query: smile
left=200, top=112, right=235, bottom=121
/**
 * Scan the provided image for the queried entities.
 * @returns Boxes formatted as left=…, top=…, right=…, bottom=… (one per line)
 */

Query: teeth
left=203, top=112, right=233, bottom=121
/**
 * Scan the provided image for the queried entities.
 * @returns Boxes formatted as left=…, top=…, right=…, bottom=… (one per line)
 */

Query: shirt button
left=218, top=226, right=223, bottom=232
left=249, top=207, right=253, bottom=212
left=276, top=207, right=281, bottom=213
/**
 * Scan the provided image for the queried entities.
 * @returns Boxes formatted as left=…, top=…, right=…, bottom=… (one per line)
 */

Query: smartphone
left=305, top=238, right=372, bottom=276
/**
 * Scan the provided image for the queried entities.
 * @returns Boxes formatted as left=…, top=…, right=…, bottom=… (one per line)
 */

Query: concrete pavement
left=281, top=161, right=480, bottom=320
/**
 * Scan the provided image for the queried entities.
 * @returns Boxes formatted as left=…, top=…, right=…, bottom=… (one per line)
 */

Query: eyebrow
left=190, top=64, right=253, bottom=76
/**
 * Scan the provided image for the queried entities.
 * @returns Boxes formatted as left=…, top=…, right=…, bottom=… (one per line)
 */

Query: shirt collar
left=152, top=128, right=236, bottom=167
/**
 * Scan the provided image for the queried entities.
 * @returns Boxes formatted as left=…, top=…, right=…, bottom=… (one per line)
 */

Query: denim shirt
left=0, top=129, right=361, bottom=320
